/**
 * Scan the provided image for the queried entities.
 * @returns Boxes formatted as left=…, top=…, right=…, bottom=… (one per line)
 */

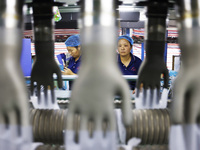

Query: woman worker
left=62, top=34, right=81, bottom=89
left=117, top=35, right=142, bottom=93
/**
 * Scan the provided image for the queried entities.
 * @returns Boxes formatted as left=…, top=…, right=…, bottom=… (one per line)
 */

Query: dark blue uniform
left=68, top=56, right=81, bottom=90
left=68, top=56, right=81, bottom=74
left=118, top=53, right=142, bottom=90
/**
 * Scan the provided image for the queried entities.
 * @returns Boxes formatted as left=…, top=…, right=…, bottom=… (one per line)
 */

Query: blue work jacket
left=118, top=53, right=142, bottom=90
left=68, top=56, right=81, bottom=90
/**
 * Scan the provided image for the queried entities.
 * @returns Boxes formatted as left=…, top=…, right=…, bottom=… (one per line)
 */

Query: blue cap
left=65, top=34, right=80, bottom=47
left=117, top=35, right=134, bottom=46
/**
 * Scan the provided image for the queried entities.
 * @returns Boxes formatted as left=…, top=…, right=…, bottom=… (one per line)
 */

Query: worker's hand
left=132, top=90, right=135, bottom=94
left=62, top=68, right=75, bottom=75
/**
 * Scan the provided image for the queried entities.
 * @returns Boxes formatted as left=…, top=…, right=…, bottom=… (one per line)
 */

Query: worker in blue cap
left=117, top=35, right=142, bottom=93
left=62, top=34, right=81, bottom=89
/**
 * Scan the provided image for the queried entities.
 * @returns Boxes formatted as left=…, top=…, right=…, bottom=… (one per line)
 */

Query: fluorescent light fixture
left=118, top=5, right=135, bottom=12
left=122, top=0, right=135, bottom=4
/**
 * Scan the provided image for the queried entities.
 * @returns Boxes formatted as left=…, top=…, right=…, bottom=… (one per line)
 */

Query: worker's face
left=118, top=39, right=132, bottom=57
left=67, top=46, right=81, bottom=58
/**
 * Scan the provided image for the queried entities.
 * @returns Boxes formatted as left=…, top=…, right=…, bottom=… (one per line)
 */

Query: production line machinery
left=1, top=0, right=200, bottom=149
left=29, top=108, right=170, bottom=146
left=34, top=144, right=168, bottom=150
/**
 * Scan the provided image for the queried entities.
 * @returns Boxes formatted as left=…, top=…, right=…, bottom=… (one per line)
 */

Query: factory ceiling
left=24, top=0, right=177, bottom=30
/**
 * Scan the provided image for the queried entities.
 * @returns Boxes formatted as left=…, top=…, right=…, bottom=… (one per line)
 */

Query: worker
left=62, top=34, right=81, bottom=90
left=117, top=35, right=142, bottom=93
